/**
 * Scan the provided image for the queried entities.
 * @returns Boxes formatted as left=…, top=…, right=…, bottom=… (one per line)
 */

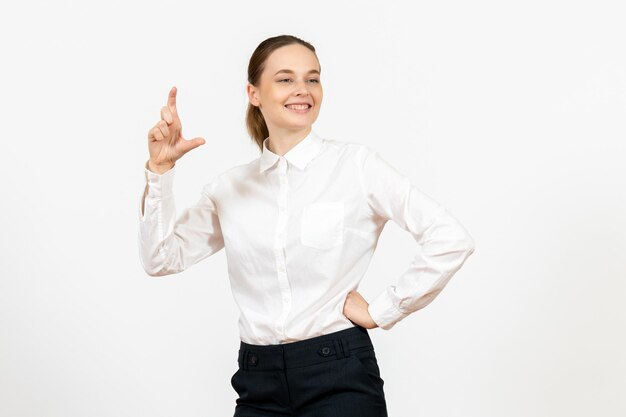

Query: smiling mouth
left=284, top=104, right=312, bottom=113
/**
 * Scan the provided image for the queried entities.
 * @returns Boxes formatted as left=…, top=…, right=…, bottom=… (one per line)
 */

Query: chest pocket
left=300, top=202, right=344, bottom=250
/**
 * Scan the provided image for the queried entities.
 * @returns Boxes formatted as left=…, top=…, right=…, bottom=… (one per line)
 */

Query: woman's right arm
left=138, top=161, right=224, bottom=276
left=138, top=86, right=223, bottom=276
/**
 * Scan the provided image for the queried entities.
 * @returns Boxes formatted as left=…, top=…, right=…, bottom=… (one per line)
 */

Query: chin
left=293, top=121, right=315, bottom=129
left=279, top=118, right=312, bottom=128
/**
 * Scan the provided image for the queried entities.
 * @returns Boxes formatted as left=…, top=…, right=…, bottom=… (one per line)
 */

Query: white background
left=1, top=0, right=624, bottom=416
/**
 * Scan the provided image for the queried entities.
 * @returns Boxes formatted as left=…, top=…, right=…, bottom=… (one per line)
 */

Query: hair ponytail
left=245, top=102, right=269, bottom=151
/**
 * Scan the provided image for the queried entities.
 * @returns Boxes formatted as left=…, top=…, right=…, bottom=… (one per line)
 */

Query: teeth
left=286, top=104, right=310, bottom=110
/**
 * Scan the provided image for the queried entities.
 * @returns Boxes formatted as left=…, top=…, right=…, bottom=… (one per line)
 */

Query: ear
left=247, top=83, right=260, bottom=107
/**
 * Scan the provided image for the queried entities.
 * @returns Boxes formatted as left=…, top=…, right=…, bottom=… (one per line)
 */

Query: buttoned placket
left=274, top=156, right=292, bottom=341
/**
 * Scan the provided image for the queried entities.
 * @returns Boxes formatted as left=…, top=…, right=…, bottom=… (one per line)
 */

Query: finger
left=148, top=127, right=157, bottom=141
left=151, top=126, right=164, bottom=141
left=167, top=86, right=177, bottom=114
left=180, top=136, right=206, bottom=154
left=157, top=120, right=170, bottom=138
left=160, top=106, right=173, bottom=125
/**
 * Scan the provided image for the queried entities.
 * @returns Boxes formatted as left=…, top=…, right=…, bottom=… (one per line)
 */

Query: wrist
left=147, top=159, right=174, bottom=174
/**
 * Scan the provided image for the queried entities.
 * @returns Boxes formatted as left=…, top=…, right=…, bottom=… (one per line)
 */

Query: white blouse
left=138, top=129, right=475, bottom=345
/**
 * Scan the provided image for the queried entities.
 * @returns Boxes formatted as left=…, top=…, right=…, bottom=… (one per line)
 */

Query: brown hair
left=246, top=35, right=321, bottom=152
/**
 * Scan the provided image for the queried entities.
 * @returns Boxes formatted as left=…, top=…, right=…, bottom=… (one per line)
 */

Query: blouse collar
left=259, top=129, right=324, bottom=173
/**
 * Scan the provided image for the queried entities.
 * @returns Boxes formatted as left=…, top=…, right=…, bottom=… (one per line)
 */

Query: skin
left=146, top=86, right=205, bottom=174
left=145, top=43, right=378, bottom=329
left=343, top=289, right=379, bottom=330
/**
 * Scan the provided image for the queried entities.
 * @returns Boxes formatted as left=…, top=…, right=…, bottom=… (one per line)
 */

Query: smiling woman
left=245, top=38, right=324, bottom=154
left=138, top=34, right=475, bottom=417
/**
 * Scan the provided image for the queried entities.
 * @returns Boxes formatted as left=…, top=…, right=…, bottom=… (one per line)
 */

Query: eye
left=277, top=78, right=320, bottom=83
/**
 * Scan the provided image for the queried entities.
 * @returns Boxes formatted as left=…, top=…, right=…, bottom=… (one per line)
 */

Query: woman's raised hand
left=146, top=86, right=206, bottom=174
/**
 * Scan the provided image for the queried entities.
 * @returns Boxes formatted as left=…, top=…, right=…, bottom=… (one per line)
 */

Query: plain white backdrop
left=1, top=0, right=624, bottom=416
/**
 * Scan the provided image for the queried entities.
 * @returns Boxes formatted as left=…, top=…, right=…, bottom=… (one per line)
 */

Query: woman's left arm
left=356, top=147, right=476, bottom=331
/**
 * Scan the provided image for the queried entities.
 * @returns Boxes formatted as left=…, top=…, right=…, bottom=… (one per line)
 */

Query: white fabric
left=138, top=129, right=475, bottom=345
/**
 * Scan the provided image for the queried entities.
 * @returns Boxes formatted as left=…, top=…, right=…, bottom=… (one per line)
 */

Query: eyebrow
left=274, top=69, right=320, bottom=76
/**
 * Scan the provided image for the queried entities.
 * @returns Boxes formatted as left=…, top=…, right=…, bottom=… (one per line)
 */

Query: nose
left=293, top=79, right=310, bottom=96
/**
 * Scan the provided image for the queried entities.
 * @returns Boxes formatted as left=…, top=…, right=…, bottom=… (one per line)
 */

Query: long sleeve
left=358, top=149, right=475, bottom=330
left=138, top=161, right=225, bottom=276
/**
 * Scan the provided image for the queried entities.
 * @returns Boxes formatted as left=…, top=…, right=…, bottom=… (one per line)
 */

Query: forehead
left=264, top=44, right=319, bottom=73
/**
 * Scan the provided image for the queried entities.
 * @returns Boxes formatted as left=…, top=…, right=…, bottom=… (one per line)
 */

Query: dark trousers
left=230, top=324, right=388, bottom=417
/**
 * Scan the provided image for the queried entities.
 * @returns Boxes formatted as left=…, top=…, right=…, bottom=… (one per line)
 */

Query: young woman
left=139, top=34, right=475, bottom=417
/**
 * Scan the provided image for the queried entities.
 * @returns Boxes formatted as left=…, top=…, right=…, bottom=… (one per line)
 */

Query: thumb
left=180, top=136, right=206, bottom=154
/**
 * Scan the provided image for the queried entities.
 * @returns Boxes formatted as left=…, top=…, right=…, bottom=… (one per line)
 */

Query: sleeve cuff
left=367, top=287, right=410, bottom=330
left=144, top=161, right=176, bottom=198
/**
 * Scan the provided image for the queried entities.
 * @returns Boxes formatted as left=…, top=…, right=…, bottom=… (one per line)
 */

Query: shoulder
left=320, top=136, right=376, bottom=164
left=201, top=159, right=257, bottom=197
left=327, top=138, right=383, bottom=174
left=323, top=136, right=402, bottom=179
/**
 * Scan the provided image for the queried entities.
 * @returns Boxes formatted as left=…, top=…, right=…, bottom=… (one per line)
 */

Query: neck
left=267, top=126, right=312, bottom=156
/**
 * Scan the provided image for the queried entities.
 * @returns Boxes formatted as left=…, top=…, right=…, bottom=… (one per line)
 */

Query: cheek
left=271, top=92, right=289, bottom=106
